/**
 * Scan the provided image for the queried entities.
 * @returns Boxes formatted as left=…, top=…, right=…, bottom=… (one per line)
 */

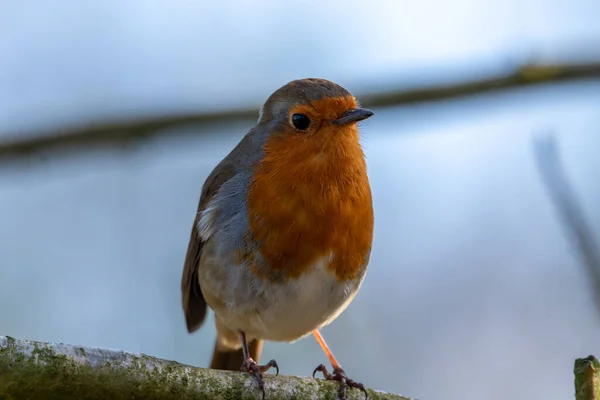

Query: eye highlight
left=291, top=113, right=311, bottom=131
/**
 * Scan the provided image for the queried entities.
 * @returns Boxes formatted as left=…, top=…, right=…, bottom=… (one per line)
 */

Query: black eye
left=291, top=113, right=311, bottom=131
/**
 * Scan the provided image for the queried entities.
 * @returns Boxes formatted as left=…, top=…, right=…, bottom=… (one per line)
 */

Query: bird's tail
left=209, top=338, right=264, bottom=371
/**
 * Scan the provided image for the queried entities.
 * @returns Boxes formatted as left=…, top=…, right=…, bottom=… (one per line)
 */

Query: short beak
left=332, top=108, right=374, bottom=125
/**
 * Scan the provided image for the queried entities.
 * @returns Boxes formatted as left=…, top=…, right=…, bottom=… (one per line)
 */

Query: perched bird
left=181, top=78, right=375, bottom=400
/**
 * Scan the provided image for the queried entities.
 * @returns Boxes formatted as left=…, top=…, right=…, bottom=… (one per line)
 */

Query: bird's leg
left=312, top=329, right=368, bottom=400
left=239, top=331, right=279, bottom=400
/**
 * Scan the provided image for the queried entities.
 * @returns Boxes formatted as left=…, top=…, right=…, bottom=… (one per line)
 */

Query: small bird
left=181, top=78, right=375, bottom=400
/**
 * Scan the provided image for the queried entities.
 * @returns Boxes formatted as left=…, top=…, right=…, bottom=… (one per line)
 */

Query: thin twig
left=533, top=134, right=600, bottom=318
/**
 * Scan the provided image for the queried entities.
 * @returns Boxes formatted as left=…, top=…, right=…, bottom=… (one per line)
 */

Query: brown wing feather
left=181, top=162, right=236, bottom=333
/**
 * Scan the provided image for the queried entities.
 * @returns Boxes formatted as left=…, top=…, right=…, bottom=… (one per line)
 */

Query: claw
left=241, top=358, right=279, bottom=400
left=312, top=363, right=327, bottom=378
left=313, top=364, right=368, bottom=400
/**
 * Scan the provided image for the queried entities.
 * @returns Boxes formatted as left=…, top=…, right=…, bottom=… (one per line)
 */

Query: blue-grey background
left=1, top=1, right=600, bottom=399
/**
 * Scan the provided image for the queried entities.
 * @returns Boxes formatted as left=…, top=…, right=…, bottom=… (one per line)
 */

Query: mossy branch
left=0, top=335, right=409, bottom=400
left=575, top=356, right=600, bottom=400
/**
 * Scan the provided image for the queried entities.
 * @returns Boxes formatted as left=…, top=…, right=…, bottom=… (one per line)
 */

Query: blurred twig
left=1, top=59, right=600, bottom=160
left=533, top=134, right=600, bottom=318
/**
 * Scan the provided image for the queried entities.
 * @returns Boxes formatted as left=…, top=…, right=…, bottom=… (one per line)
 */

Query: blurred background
left=1, top=1, right=600, bottom=399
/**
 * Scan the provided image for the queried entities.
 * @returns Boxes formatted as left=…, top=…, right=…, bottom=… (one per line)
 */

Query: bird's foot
left=313, top=364, right=367, bottom=400
left=241, top=358, right=279, bottom=399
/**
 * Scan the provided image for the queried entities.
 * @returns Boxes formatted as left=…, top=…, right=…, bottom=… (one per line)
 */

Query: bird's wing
left=181, top=161, right=236, bottom=333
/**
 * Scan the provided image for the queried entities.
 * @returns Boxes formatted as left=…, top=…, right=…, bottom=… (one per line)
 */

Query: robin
left=181, top=78, right=375, bottom=400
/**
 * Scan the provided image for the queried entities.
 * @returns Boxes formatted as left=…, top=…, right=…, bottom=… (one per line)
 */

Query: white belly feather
left=198, top=252, right=364, bottom=343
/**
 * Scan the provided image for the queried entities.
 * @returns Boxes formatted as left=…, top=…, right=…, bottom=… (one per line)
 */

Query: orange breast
left=246, top=122, right=374, bottom=282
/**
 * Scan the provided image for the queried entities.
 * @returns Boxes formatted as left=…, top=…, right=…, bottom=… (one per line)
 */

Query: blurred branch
left=1, top=59, right=600, bottom=160
left=575, top=355, right=600, bottom=400
left=361, top=60, right=600, bottom=108
left=0, top=335, right=409, bottom=400
left=533, top=134, right=600, bottom=318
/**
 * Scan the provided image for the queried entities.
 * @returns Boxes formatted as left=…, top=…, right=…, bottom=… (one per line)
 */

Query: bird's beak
left=332, top=108, right=374, bottom=125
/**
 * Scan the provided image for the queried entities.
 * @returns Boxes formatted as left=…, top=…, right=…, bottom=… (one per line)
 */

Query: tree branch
left=1, top=59, right=600, bottom=160
left=0, top=335, right=409, bottom=400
